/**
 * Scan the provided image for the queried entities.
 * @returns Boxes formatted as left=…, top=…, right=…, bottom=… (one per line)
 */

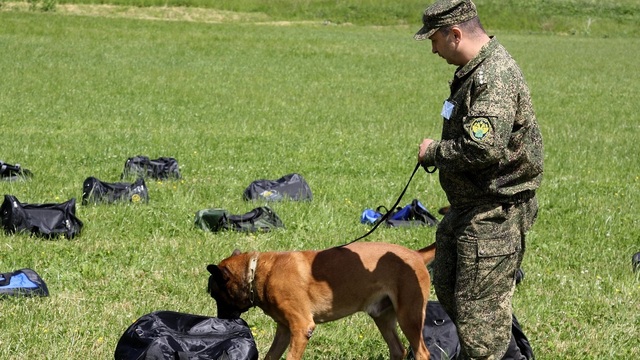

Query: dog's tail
left=418, top=242, right=436, bottom=264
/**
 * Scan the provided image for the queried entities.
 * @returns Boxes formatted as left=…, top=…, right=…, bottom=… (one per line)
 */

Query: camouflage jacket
left=422, top=37, right=543, bottom=207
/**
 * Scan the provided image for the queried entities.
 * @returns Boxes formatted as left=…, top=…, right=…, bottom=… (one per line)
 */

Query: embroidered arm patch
left=469, top=117, right=492, bottom=140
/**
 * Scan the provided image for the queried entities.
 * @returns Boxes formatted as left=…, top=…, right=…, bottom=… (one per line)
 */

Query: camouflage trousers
left=432, top=197, right=538, bottom=360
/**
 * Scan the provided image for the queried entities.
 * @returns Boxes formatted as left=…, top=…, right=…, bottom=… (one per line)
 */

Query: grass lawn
left=0, top=2, right=638, bottom=359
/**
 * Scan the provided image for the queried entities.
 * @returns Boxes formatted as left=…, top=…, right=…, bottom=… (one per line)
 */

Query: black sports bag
left=410, top=301, right=534, bottom=360
left=0, top=195, right=83, bottom=239
left=420, top=300, right=461, bottom=360
left=632, top=252, right=640, bottom=273
left=0, top=160, right=32, bottom=181
left=121, top=156, right=181, bottom=180
left=243, top=173, right=312, bottom=201
left=0, top=268, right=49, bottom=298
left=82, top=177, right=149, bottom=205
left=114, top=311, right=259, bottom=360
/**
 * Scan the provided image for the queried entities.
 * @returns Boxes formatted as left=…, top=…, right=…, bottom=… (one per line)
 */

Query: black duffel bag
left=114, top=311, right=258, bottom=360
left=121, top=156, right=181, bottom=180
left=410, top=301, right=534, bottom=360
left=82, top=176, right=149, bottom=205
left=0, top=195, right=83, bottom=239
left=0, top=160, right=32, bottom=181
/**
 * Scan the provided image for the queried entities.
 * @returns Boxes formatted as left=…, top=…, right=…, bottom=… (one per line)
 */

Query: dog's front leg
left=283, top=320, right=315, bottom=360
left=264, top=322, right=291, bottom=360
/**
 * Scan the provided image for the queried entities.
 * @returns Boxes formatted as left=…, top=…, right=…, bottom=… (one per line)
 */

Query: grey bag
left=243, top=173, right=312, bottom=201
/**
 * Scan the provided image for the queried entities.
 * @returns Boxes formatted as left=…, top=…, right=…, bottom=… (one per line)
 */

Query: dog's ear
left=207, top=264, right=221, bottom=276
left=231, top=249, right=242, bottom=256
left=207, top=264, right=226, bottom=299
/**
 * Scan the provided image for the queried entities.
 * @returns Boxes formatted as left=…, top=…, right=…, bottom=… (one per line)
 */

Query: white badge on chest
left=441, top=100, right=454, bottom=120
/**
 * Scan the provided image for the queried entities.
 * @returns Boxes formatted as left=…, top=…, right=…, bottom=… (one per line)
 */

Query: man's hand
left=418, top=138, right=434, bottom=163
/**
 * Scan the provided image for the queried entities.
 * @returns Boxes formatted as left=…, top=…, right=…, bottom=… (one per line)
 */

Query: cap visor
left=414, top=27, right=437, bottom=41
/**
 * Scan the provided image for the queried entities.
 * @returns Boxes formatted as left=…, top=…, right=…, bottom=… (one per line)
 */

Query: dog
left=206, top=241, right=436, bottom=360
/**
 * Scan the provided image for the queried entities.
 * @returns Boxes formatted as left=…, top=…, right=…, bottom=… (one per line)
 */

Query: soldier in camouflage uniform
left=415, top=1, right=543, bottom=359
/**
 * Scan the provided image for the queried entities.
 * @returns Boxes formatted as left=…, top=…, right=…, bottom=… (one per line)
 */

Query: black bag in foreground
left=195, top=206, right=284, bottom=233
left=0, top=160, right=33, bottom=181
left=121, top=156, right=181, bottom=180
left=632, top=252, right=640, bottom=273
left=420, top=301, right=460, bottom=360
left=82, top=177, right=149, bottom=205
left=0, top=268, right=49, bottom=298
left=243, top=173, right=312, bottom=201
left=410, top=301, right=534, bottom=360
left=0, top=195, right=83, bottom=239
left=114, top=311, right=258, bottom=360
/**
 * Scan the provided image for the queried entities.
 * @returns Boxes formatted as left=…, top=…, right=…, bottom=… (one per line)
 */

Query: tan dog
left=207, top=241, right=436, bottom=360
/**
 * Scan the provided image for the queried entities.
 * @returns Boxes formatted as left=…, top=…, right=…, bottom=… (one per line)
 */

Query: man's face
left=429, top=30, right=459, bottom=65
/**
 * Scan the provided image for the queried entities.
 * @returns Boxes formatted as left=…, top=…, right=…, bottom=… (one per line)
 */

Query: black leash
left=339, top=162, right=429, bottom=248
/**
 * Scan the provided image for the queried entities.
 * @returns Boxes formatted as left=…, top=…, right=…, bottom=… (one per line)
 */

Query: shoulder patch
left=477, top=70, right=486, bottom=85
left=473, top=70, right=488, bottom=92
left=470, top=118, right=491, bottom=140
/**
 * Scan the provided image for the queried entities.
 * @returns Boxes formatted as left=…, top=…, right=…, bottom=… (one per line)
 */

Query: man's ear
left=451, top=27, right=462, bottom=42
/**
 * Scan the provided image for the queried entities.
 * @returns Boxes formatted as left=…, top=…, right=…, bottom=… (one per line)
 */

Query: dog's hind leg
left=264, top=322, right=290, bottom=360
left=371, top=309, right=406, bottom=360
left=396, top=302, right=430, bottom=360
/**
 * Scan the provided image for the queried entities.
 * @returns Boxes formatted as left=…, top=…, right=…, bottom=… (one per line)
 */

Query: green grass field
left=1, top=1, right=639, bottom=359
left=20, top=0, right=640, bottom=37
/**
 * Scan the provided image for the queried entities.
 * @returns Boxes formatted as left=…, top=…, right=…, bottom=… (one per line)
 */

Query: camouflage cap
left=414, top=0, right=478, bottom=41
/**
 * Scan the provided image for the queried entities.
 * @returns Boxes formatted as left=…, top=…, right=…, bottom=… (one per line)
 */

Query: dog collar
left=248, top=255, right=258, bottom=306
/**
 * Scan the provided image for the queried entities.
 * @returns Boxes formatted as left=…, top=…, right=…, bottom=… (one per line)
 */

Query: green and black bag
left=195, top=206, right=284, bottom=233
